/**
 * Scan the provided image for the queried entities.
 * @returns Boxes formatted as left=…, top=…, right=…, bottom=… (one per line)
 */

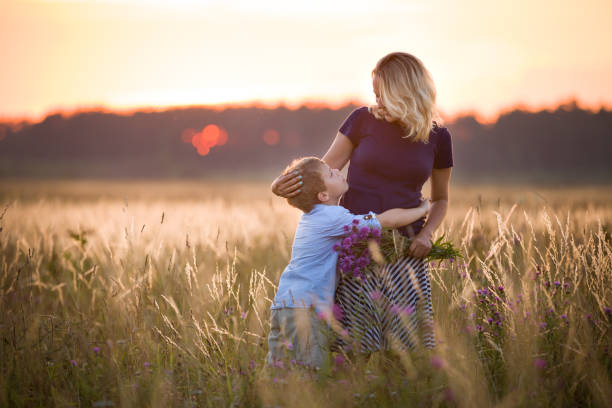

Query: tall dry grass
left=0, top=181, right=610, bottom=407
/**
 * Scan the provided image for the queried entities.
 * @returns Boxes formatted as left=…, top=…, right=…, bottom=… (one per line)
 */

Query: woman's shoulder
left=346, top=106, right=372, bottom=120
left=430, top=122, right=451, bottom=142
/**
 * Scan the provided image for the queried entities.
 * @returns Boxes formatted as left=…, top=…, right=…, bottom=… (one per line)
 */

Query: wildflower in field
left=143, top=361, right=150, bottom=368
left=497, top=285, right=504, bottom=292
left=93, top=346, right=100, bottom=354
left=561, top=314, right=568, bottom=320
left=274, top=360, right=284, bottom=369
left=333, top=354, right=345, bottom=367
left=70, top=359, right=77, bottom=367
left=534, top=358, right=547, bottom=369
left=390, top=304, right=401, bottom=315
left=604, top=307, right=611, bottom=315
left=402, top=305, right=415, bottom=316
left=332, top=303, right=343, bottom=320
left=444, top=387, right=456, bottom=403
left=369, top=290, right=382, bottom=301
left=430, top=355, right=445, bottom=369
left=539, top=322, right=547, bottom=329
left=554, top=281, right=561, bottom=287
left=240, top=311, right=246, bottom=319
left=563, top=282, right=570, bottom=288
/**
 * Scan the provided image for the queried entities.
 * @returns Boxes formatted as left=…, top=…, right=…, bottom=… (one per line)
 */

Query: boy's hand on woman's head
left=271, top=170, right=303, bottom=198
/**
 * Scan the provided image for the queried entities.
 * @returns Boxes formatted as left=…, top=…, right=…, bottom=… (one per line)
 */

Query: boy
left=266, top=157, right=429, bottom=371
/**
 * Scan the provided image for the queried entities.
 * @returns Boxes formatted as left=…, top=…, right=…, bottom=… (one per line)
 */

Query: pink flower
left=333, top=354, right=345, bottom=367
left=93, top=346, right=100, bottom=354
left=369, top=290, right=382, bottom=301
left=430, top=355, right=445, bottom=369
left=402, top=305, right=415, bottom=316
left=332, top=304, right=343, bottom=320
left=534, top=358, right=546, bottom=369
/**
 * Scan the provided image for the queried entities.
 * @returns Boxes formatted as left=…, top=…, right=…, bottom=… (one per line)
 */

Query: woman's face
left=372, top=74, right=383, bottom=108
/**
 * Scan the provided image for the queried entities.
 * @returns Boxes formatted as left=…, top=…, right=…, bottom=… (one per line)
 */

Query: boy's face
left=319, top=163, right=348, bottom=202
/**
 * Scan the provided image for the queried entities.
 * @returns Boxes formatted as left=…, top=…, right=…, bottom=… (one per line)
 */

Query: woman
left=271, top=52, right=453, bottom=352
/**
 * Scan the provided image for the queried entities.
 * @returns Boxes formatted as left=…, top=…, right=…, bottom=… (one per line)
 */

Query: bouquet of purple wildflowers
left=332, top=219, right=381, bottom=280
left=334, top=220, right=462, bottom=279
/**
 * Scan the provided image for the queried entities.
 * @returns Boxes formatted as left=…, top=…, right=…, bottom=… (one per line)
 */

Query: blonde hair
left=283, top=157, right=326, bottom=213
left=371, top=52, right=439, bottom=143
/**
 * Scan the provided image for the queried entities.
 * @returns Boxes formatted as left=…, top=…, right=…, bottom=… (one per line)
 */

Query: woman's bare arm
left=408, top=167, right=452, bottom=257
left=271, top=132, right=354, bottom=197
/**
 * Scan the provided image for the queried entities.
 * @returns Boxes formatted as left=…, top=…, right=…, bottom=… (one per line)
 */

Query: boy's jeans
left=266, top=307, right=330, bottom=371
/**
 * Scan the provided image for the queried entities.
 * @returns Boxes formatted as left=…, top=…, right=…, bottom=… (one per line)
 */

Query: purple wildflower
left=539, top=322, right=547, bottom=329
left=93, top=346, right=100, bottom=354
left=70, top=359, right=77, bottom=367
left=334, top=354, right=345, bottom=367
left=402, top=305, right=415, bottom=316
left=560, top=314, right=567, bottom=320
left=144, top=361, right=151, bottom=368
left=605, top=307, right=611, bottom=315
left=274, top=360, right=284, bottom=369
left=369, top=290, right=382, bottom=301
left=497, top=285, right=504, bottom=292
left=534, top=358, right=547, bottom=369
left=553, top=281, right=561, bottom=287
left=332, top=303, right=344, bottom=320
left=430, top=355, right=445, bottom=369
left=352, top=219, right=360, bottom=225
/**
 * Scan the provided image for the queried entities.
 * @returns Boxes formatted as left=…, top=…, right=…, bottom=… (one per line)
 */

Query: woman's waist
left=342, top=187, right=423, bottom=212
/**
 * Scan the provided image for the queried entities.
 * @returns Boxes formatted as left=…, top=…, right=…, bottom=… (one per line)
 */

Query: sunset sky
left=1, top=0, right=611, bottom=121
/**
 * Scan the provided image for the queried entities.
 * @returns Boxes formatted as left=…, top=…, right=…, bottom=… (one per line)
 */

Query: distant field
left=0, top=181, right=610, bottom=407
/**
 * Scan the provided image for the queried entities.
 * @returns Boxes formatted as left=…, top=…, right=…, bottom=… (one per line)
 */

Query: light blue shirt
left=272, top=204, right=381, bottom=313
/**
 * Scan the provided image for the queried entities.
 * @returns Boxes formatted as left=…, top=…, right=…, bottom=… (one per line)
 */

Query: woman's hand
left=408, top=229, right=433, bottom=258
left=270, top=171, right=303, bottom=198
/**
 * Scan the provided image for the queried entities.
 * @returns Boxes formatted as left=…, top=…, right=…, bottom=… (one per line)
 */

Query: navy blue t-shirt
left=338, top=106, right=453, bottom=237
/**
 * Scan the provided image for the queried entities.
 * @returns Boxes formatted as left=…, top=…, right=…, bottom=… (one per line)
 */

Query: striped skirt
left=334, top=255, right=435, bottom=353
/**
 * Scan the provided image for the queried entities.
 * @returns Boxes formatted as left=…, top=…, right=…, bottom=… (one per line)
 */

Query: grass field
left=1, top=180, right=611, bottom=407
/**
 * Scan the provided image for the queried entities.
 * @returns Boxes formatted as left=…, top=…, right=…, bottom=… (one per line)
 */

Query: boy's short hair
left=283, top=157, right=326, bottom=213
